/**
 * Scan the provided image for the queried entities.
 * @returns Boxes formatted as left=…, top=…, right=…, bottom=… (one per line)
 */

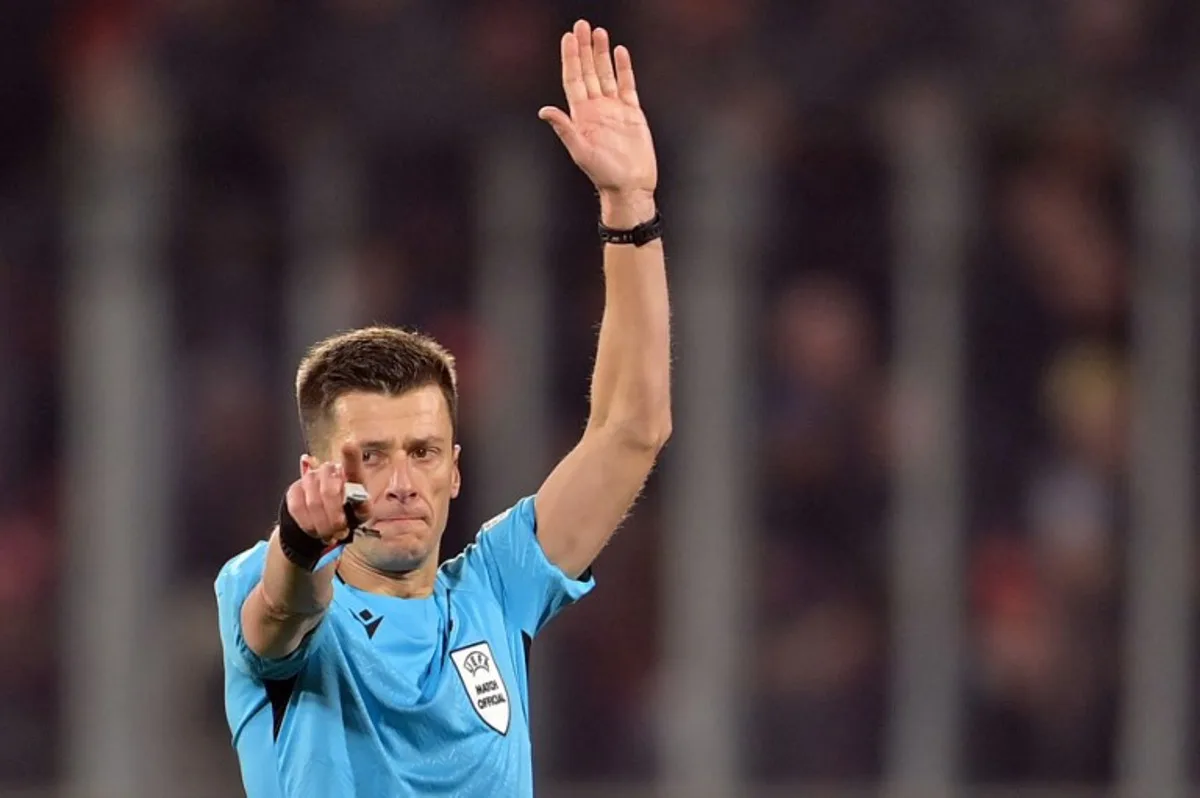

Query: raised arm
left=534, top=20, right=671, bottom=579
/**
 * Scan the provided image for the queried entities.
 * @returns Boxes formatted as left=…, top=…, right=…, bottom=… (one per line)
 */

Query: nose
left=385, top=457, right=418, bottom=502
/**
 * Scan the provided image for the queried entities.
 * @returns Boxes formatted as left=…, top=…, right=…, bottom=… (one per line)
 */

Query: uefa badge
left=450, top=641, right=511, bottom=735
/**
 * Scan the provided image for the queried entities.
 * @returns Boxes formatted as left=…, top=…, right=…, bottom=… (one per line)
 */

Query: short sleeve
left=467, top=496, right=595, bottom=637
left=214, top=541, right=325, bottom=681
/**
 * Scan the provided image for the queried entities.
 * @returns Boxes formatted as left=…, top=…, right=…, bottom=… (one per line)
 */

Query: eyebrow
left=358, top=436, right=446, bottom=452
left=403, top=435, right=447, bottom=449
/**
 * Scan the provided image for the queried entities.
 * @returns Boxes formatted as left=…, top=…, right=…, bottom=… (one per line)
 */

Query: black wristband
left=277, top=497, right=329, bottom=572
left=598, top=209, right=663, bottom=247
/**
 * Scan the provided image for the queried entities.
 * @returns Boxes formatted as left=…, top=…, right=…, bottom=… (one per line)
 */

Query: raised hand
left=285, top=442, right=375, bottom=545
left=538, top=20, right=657, bottom=202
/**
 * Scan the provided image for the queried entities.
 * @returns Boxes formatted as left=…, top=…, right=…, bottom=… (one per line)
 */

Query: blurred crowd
left=1, top=0, right=1198, bottom=790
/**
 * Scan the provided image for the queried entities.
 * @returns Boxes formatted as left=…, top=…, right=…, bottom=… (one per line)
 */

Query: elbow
left=608, top=408, right=672, bottom=454
left=242, top=582, right=324, bottom=660
left=591, top=371, right=673, bottom=452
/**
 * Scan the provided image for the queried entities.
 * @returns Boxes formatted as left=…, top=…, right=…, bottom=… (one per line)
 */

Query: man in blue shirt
left=215, top=18, right=670, bottom=798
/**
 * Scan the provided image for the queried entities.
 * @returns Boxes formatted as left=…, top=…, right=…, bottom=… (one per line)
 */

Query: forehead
left=329, top=386, right=452, bottom=444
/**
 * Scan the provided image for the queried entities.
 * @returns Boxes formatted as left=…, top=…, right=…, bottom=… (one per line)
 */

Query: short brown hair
left=296, top=326, right=458, bottom=454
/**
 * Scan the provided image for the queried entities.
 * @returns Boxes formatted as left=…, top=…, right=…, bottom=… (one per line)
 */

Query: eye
left=361, top=449, right=379, bottom=464
left=412, top=446, right=435, bottom=461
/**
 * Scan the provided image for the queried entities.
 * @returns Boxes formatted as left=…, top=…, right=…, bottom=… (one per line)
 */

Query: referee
left=215, top=19, right=670, bottom=797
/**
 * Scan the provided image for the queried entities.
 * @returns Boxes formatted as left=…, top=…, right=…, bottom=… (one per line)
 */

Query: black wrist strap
left=277, top=498, right=328, bottom=572
left=598, top=209, right=663, bottom=247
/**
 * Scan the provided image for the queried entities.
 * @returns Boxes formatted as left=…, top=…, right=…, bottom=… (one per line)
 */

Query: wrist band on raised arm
left=598, top=210, right=663, bottom=247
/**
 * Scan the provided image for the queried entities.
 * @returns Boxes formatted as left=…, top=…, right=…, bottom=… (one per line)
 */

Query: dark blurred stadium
left=1, top=0, right=1198, bottom=796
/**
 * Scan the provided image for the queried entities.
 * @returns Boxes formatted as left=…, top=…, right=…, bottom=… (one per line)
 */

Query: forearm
left=587, top=190, right=672, bottom=443
left=241, top=529, right=336, bottom=659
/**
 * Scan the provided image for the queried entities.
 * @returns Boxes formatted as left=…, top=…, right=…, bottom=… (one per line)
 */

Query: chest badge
left=450, top=641, right=511, bottom=735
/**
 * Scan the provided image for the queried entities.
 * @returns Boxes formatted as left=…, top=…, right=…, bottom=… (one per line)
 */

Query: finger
left=574, top=19, right=601, bottom=99
left=593, top=27, right=618, bottom=98
left=312, top=468, right=345, bottom=535
left=317, top=463, right=348, bottom=530
left=538, top=106, right=586, bottom=156
left=614, top=45, right=639, bottom=108
left=301, top=471, right=339, bottom=538
left=285, top=482, right=312, bottom=533
left=560, top=32, right=587, bottom=110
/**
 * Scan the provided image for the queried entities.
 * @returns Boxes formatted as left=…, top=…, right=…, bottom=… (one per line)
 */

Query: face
left=303, top=385, right=461, bottom=573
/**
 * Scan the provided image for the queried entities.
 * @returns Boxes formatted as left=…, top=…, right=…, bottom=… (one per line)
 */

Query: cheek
left=407, top=463, right=446, bottom=494
left=363, top=467, right=390, bottom=493
left=434, top=462, right=460, bottom=499
left=435, top=466, right=455, bottom=495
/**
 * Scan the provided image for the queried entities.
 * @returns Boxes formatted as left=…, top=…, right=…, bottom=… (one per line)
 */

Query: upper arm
left=534, top=424, right=665, bottom=579
left=215, top=543, right=325, bottom=681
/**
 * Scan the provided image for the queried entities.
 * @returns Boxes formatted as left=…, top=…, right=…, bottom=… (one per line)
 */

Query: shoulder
left=440, top=497, right=538, bottom=576
left=215, top=540, right=270, bottom=603
left=481, top=496, right=536, bottom=535
left=473, top=496, right=539, bottom=556
left=444, top=495, right=594, bottom=636
left=437, top=547, right=488, bottom=594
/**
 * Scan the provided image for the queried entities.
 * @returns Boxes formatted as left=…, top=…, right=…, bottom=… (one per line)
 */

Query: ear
left=300, top=454, right=319, bottom=476
left=450, top=444, right=462, bottom=499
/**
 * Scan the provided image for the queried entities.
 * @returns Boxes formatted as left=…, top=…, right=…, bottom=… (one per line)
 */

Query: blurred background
left=1, top=0, right=1199, bottom=796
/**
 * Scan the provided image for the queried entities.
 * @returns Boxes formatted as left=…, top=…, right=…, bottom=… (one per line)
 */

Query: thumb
left=537, top=106, right=583, bottom=153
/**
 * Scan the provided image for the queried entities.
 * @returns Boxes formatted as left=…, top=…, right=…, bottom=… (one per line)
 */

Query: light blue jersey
left=215, top=496, right=594, bottom=798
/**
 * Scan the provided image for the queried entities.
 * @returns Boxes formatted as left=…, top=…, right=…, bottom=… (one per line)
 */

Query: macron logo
left=354, top=608, right=383, bottom=640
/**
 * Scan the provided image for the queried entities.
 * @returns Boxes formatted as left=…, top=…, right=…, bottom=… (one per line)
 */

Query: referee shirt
left=216, top=496, right=594, bottom=797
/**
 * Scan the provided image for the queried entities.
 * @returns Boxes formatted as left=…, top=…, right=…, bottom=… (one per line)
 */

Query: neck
left=336, top=547, right=438, bottom=598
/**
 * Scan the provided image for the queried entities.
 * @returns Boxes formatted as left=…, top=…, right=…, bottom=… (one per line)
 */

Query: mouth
left=371, top=516, right=429, bottom=531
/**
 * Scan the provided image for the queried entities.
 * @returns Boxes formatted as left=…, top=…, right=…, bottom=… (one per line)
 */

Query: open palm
left=538, top=20, right=657, bottom=196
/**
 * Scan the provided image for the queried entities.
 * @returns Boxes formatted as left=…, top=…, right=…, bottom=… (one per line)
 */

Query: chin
left=367, top=541, right=431, bottom=574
